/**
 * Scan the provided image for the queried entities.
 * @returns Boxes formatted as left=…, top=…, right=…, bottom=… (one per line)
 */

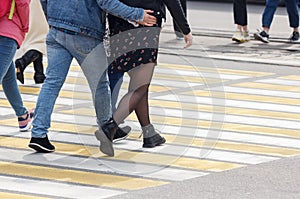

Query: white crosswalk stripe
left=1, top=62, right=300, bottom=198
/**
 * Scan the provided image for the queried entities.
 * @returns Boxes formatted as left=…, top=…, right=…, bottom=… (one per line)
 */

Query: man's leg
left=75, top=38, right=112, bottom=128
left=30, top=29, right=73, bottom=152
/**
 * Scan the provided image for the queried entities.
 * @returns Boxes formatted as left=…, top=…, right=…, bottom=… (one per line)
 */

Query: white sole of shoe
left=95, top=130, right=114, bottom=157
left=19, top=119, right=33, bottom=132
left=28, top=143, right=55, bottom=153
left=254, top=33, right=269, bottom=43
left=113, top=134, right=129, bottom=143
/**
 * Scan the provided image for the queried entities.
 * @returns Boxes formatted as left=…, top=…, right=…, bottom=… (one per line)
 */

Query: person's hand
left=138, top=10, right=157, bottom=26
left=184, top=32, right=193, bottom=48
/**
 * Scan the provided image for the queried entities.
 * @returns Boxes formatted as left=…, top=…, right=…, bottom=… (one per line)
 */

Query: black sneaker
left=254, top=29, right=269, bottom=43
left=143, top=134, right=166, bottom=148
left=28, top=135, right=55, bottom=153
left=113, top=126, right=131, bottom=143
left=289, top=31, right=299, bottom=42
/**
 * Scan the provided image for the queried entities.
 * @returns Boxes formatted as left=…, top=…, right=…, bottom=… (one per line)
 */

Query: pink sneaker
left=18, top=109, right=34, bottom=132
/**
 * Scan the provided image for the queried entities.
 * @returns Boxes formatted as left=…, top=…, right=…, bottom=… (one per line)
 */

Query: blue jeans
left=262, top=0, right=299, bottom=28
left=0, top=36, right=27, bottom=117
left=31, top=28, right=111, bottom=138
left=108, top=71, right=124, bottom=113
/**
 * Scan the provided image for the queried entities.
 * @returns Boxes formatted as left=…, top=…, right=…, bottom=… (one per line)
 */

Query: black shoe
left=254, top=29, right=269, bottom=43
left=143, top=134, right=166, bottom=148
left=34, top=73, right=46, bottom=84
left=28, top=135, right=55, bottom=153
left=113, top=126, right=130, bottom=143
left=289, top=31, right=299, bottom=42
left=15, top=59, right=25, bottom=84
left=33, top=51, right=46, bottom=84
left=102, top=118, right=118, bottom=141
left=95, top=118, right=118, bottom=156
left=15, top=50, right=45, bottom=84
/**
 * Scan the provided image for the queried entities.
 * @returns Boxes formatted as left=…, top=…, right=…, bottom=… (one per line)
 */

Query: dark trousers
left=233, top=0, right=248, bottom=26
left=173, top=0, right=187, bottom=37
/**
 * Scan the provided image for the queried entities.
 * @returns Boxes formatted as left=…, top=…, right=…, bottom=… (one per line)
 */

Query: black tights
left=113, top=63, right=155, bottom=127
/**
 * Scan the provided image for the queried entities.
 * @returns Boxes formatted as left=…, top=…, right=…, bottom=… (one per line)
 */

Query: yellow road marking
left=233, top=82, right=300, bottom=92
left=152, top=73, right=224, bottom=84
left=0, top=160, right=167, bottom=190
left=60, top=99, right=300, bottom=122
left=2, top=117, right=299, bottom=157
left=127, top=132, right=300, bottom=157
left=0, top=119, right=96, bottom=135
left=0, top=86, right=93, bottom=100
left=0, top=99, right=36, bottom=109
left=130, top=115, right=300, bottom=139
left=70, top=63, right=272, bottom=77
left=158, top=63, right=273, bottom=77
left=185, top=90, right=300, bottom=106
left=1, top=111, right=300, bottom=139
left=0, top=99, right=60, bottom=110
left=0, top=84, right=169, bottom=98
left=22, top=70, right=223, bottom=85
left=279, top=75, right=300, bottom=81
left=0, top=136, right=243, bottom=172
left=0, top=192, right=50, bottom=199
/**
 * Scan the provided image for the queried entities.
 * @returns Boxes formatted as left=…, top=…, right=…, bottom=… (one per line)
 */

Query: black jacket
left=119, top=0, right=191, bottom=35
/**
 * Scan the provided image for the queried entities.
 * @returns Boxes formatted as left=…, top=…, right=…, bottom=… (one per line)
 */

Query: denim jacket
left=40, top=0, right=144, bottom=40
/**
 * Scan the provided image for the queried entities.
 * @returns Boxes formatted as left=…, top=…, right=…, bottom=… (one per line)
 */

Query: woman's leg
left=121, top=62, right=166, bottom=148
left=233, top=0, right=247, bottom=26
left=113, top=63, right=155, bottom=125
left=134, top=88, right=150, bottom=127
left=0, top=36, right=27, bottom=117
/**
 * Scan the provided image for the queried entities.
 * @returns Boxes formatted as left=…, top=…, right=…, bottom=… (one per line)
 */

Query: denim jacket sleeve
left=97, top=0, right=144, bottom=22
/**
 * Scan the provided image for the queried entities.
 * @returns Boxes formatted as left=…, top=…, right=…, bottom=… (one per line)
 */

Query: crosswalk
left=0, top=61, right=300, bottom=198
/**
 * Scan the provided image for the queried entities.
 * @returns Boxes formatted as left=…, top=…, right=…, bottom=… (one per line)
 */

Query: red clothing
left=0, top=0, right=30, bottom=47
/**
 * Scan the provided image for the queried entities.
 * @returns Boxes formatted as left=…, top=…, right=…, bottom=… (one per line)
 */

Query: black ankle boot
left=33, top=51, right=46, bottom=84
left=95, top=118, right=118, bottom=156
left=101, top=118, right=118, bottom=141
left=15, top=50, right=45, bottom=84
left=15, top=58, right=26, bottom=84
left=142, top=124, right=166, bottom=148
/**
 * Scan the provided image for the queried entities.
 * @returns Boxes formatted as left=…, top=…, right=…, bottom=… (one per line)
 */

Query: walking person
left=254, top=0, right=299, bottom=43
left=14, top=0, right=48, bottom=84
left=96, top=0, right=193, bottom=157
left=232, top=0, right=250, bottom=43
left=0, top=0, right=34, bottom=132
left=28, top=0, right=157, bottom=153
